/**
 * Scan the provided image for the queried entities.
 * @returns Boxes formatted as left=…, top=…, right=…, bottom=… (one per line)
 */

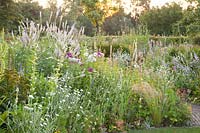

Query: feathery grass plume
left=19, top=19, right=44, bottom=48
left=132, top=82, right=163, bottom=126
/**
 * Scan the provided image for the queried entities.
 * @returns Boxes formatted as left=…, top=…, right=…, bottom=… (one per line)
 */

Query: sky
left=150, top=0, right=187, bottom=7
left=36, top=0, right=187, bottom=8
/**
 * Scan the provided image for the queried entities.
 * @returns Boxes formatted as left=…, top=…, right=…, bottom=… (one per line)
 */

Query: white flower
left=45, top=114, right=50, bottom=118
left=93, top=52, right=97, bottom=57
left=24, top=106, right=34, bottom=111
left=68, top=57, right=81, bottom=64
left=87, top=54, right=96, bottom=62
left=62, top=99, right=66, bottom=103
left=28, top=95, right=34, bottom=99
left=16, top=87, right=19, bottom=93
left=84, top=52, right=89, bottom=57
left=50, top=92, right=56, bottom=96
left=40, top=123, right=44, bottom=127
left=38, top=104, right=43, bottom=109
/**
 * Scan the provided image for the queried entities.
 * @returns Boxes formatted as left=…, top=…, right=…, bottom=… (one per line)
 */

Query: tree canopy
left=0, top=0, right=22, bottom=32
left=139, top=3, right=183, bottom=35
left=1, top=0, right=200, bottom=36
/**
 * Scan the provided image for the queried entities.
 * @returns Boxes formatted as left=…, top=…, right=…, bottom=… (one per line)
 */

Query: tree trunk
left=95, top=20, right=99, bottom=35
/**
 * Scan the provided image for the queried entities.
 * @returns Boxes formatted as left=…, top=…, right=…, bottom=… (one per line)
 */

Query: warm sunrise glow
left=150, top=0, right=188, bottom=8
left=36, top=0, right=63, bottom=7
left=36, top=0, right=188, bottom=8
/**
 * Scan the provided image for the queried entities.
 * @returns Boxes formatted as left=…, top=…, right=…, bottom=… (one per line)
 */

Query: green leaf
left=0, top=111, right=9, bottom=126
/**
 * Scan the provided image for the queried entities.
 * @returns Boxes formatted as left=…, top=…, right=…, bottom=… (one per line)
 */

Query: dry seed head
left=132, top=82, right=162, bottom=100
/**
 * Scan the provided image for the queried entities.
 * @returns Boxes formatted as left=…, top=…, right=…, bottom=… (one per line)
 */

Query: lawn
left=130, top=127, right=200, bottom=133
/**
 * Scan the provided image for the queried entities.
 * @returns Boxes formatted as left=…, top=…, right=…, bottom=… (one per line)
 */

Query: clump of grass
left=132, top=82, right=163, bottom=126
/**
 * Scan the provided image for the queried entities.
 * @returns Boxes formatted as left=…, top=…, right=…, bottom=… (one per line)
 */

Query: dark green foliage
left=126, top=91, right=189, bottom=128
left=82, top=35, right=149, bottom=56
left=37, top=49, right=58, bottom=77
left=191, top=33, right=200, bottom=45
left=126, top=93, right=150, bottom=129
left=81, top=0, right=104, bottom=34
left=162, top=89, right=190, bottom=126
left=102, top=10, right=134, bottom=35
left=173, top=1, right=200, bottom=35
left=77, top=15, right=95, bottom=36
left=172, top=7, right=195, bottom=35
left=18, top=1, right=43, bottom=23
left=14, top=47, right=36, bottom=77
left=0, top=0, right=22, bottom=32
left=0, top=69, right=30, bottom=111
left=97, top=44, right=130, bottom=57
left=140, top=3, right=183, bottom=35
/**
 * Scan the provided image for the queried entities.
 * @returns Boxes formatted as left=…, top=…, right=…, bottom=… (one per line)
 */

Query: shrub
left=0, top=69, right=30, bottom=108
left=0, top=69, right=30, bottom=130
left=149, top=36, right=189, bottom=46
left=97, top=44, right=130, bottom=57
left=132, top=82, right=162, bottom=127
left=191, top=33, right=200, bottom=45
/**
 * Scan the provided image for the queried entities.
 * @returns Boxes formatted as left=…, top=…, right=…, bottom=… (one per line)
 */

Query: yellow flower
left=54, top=130, right=61, bottom=133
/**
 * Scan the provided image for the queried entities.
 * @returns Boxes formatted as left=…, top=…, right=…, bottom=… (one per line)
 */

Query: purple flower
left=88, top=67, right=93, bottom=73
left=97, top=51, right=104, bottom=57
left=94, top=51, right=104, bottom=57
left=173, top=66, right=176, bottom=71
left=66, top=52, right=73, bottom=58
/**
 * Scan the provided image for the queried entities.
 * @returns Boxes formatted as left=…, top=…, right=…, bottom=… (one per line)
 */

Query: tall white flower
left=87, top=54, right=96, bottom=62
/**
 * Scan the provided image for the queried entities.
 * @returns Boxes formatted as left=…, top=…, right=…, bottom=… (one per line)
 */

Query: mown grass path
left=129, top=127, right=200, bottom=133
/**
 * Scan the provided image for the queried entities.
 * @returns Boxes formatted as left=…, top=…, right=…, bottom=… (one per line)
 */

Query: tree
left=80, top=0, right=119, bottom=34
left=80, top=0, right=104, bottom=34
left=139, top=3, right=183, bottom=35
left=130, top=0, right=151, bottom=11
left=77, top=15, right=95, bottom=36
left=173, top=6, right=197, bottom=35
left=0, top=0, right=22, bottom=32
left=173, top=0, right=200, bottom=35
left=126, top=0, right=151, bottom=20
left=102, top=9, right=134, bottom=35
left=64, top=0, right=83, bottom=23
left=18, top=1, right=43, bottom=23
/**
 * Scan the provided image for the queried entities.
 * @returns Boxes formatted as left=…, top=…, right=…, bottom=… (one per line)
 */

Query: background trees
left=102, top=9, right=134, bottom=35
left=0, top=0, right=22, bottom=32
left=1, top=0, right=200, bottom=36
left=139, top=3, right=183, bottom=35
left=18, top=1, right=43, bottom=23
left=80, top=0, right=120, bottom=34
left=174, top=0, right=200, bottom=35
